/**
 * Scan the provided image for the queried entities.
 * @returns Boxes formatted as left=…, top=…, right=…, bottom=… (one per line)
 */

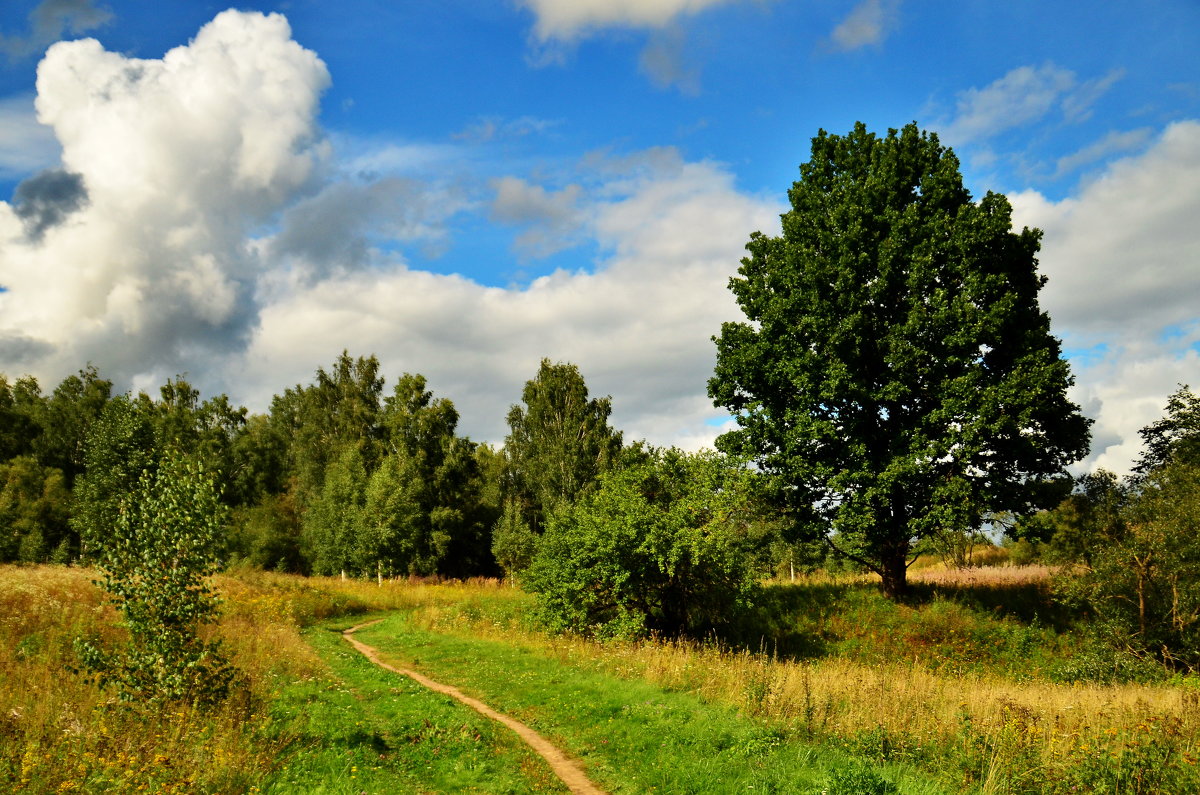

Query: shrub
left=78, top=450, right=234, bottom=705
left=525, top=448, right=762, bottom=639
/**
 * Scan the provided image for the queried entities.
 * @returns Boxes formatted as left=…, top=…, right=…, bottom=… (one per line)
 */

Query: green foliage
left=303, top=445, right=368, bottom=577
left=0, top=374, right=42, bottom=461
left=149, top=377, right=247, bottom=501
left=525, top=448, right=762, bottom=639
left=826, top=761, right=899, bottom=795
left=27, top=365, right=112, bottom=486
left=491, top=498, right=538, bottom=580
left=1060, top=462, right=1200, bottom=671
left=0, top=455, right=71, bottom=562
left=79, top=451, right=234, bottom=705
left=70, top=395, right=158, bottom=561
left=1133, top=384, right=1200, bottom=477
left=709, top=121, right=1090, bottom=598
left=373, top=374, right=497, bottom=577
left=271, top=351, right=384, bottom=510
left=227, top=493, right=305, bottom=572
left=228, top=412, right=288, bottom=506
left=1017, top=469, right=1128, bottom=564
left=503, top=358, right=623, bottom=532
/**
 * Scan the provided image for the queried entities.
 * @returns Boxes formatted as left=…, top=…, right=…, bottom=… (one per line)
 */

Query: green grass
left=262, top=613, right=566, bottom=793
left=348, top=612, right=949, bottom=794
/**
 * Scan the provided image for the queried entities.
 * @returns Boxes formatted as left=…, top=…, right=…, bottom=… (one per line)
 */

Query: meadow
left=2, top=561, right=1197, bottom=793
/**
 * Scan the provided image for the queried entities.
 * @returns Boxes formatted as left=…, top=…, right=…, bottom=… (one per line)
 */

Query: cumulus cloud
left=521, top=0, right=739, bottom=42
left=1011, top=120, right=1200, bottom=475
left=0, top=10, right=330, bottom=386
left=829, top=0, right=895, bottom=51
left=0, top=0, right=112, bottom=59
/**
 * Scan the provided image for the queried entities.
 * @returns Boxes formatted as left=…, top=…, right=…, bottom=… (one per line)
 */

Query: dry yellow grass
left=0, top=565, right=338, bottom=792
left=908, top=563, right=1058, bottom=588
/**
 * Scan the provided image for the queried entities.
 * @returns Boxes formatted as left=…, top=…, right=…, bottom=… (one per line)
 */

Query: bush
left=524, top=448, right=762, bottom=639
left=78, top=450, right=234, bottom=705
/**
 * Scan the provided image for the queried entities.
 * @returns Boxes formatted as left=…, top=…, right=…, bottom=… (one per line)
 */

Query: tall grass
left=5, top=563, right=1198, bottom=792
left=0, top=565, right=519, bottom=792
left=1, top=565, right=277, bottom=792
left=407, top=569, right=1200, bottom=793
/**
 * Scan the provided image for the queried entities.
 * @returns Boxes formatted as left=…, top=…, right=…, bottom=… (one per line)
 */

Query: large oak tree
left=709, top=122, right=1091, bottom=598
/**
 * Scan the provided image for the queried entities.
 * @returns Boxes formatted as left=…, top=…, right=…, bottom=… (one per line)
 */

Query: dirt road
left=343, top=620, right=607, bottom=795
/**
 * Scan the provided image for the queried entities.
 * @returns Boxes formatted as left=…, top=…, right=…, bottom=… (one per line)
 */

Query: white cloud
left=830, top=0, right=895, bottom=51
left=1011, top=120, right=1200, bottom=476
left=236, top=156, right=782, bottom=449
left=942, top=64, right=1124, bottom=147
left=1053, top=127, right=1152, bottom=178
left=521, top=0, right=739, bottom=42
left=943, top=63, right=1077, bottom=144
left=0, top=10, right=330, bottom=384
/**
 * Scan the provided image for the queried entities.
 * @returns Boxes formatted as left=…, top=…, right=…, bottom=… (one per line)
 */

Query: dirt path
left=343, top=620, right=607, bottom=795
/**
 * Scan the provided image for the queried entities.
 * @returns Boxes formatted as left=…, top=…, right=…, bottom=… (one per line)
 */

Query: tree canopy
left=709, top=121, right=1091, bottom=598
left=501, top=358, right=623, bottom=532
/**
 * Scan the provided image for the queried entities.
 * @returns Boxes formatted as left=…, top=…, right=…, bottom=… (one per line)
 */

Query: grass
left=3, top=562, right=1199, bottom=793
left=0, top=565, right=286, bottom=792
left=263, top=615, right=566, bottom=793
left=404, top=567, right=1200, bottom=793
left=348, top=612, right=941, bottom=794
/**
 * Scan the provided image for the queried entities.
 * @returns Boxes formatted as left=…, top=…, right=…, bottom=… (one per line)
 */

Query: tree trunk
left=880, top=543, right=909, bottom=600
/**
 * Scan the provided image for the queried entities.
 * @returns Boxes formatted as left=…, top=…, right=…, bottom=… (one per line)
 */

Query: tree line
left=0, top=356, right=628, bottom=580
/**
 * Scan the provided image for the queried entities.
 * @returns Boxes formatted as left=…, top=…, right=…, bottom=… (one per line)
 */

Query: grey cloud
left=0, top=331, right=55, bottom=365
left=271, top=177, right=466, bottom=278
left=11, top=168, right=88, bottom=242
left=0, top=0, right=112, bottom=59
left=452, top=116, right=561, bottom=144
left=489, top=176, right=584, bottom=259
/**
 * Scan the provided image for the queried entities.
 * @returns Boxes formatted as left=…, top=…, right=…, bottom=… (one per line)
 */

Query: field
left=2, top=562, right=1198, bottom=793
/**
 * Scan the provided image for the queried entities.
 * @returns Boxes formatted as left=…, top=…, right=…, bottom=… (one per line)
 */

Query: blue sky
left=0, top=0, right=1198, bottom=474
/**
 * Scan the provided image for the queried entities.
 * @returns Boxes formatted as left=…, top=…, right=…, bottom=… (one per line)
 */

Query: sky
left=0, top=0, right=1197, bottom=477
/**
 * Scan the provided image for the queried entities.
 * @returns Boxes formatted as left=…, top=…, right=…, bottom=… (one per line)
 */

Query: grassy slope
left=264, top=615, right=566, bottom=794
left=4, top=565, right=1198, bottom=793
left=345, top=612, right=945, bottom=795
